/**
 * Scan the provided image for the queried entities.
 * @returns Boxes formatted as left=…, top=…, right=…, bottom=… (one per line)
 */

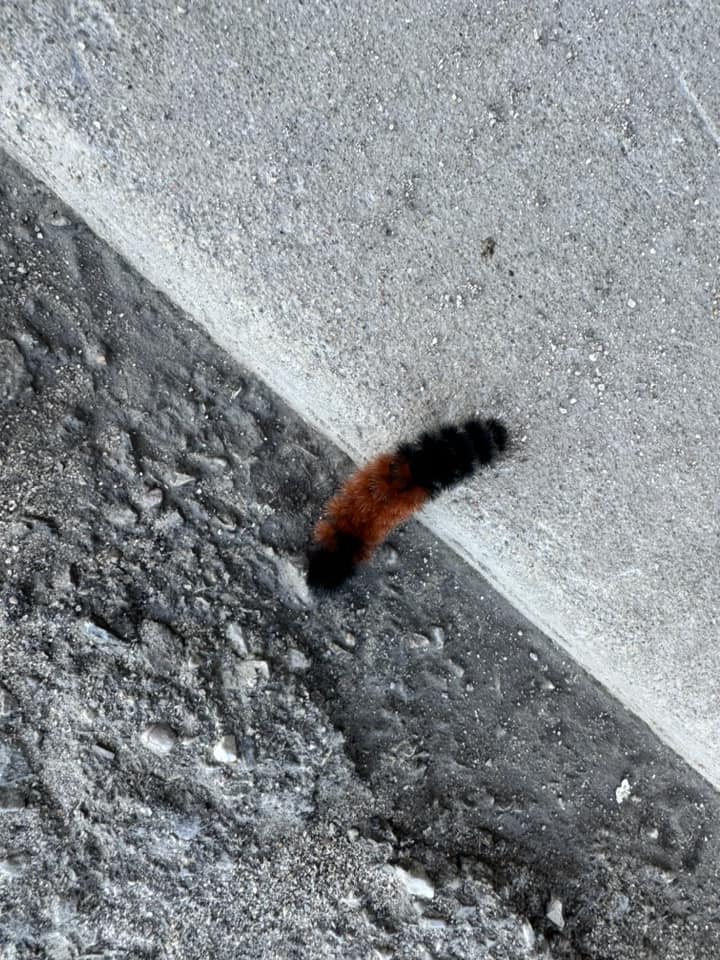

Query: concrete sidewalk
left=1, top=1, right=719, bottom=785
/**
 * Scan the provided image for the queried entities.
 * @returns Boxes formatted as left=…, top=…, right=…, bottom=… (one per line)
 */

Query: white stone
left=140, top=723, right=177, bottom=756
left=391, top=864, right=434, bottom=900
left=546, top=897, right=564, bottom=929
left=615, top=778, right=632, bottom=804
left=213, top=735, right=238, bottom=764
left=226, top=622, right=248, bottom=655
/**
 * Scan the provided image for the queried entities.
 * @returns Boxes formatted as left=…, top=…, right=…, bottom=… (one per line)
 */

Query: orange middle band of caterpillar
left=307, top=418, right=507, bottom=589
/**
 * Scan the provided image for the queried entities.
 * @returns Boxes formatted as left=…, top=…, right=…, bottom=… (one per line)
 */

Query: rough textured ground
left=1, top=0, right=719, bottom=787
left=1, top=154, right=720, bottom=959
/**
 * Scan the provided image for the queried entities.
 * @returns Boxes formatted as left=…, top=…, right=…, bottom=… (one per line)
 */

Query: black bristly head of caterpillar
left=400, top=418, right=508, bottom=495
left=463, top=418, right=508, bottom=463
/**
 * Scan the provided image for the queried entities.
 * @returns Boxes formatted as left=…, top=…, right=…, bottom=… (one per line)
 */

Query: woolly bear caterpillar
left=307, top=418, right=508, bottom=589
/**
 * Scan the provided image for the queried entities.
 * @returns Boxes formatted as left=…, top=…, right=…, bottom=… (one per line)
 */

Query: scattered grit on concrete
left=1, top=0, right=719, bottom=788
left=2, top=154, right=720, bottom=959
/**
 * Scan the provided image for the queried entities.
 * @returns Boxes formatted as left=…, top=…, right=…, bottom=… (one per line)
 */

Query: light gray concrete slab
left=1, top=1, right=718, bottom=785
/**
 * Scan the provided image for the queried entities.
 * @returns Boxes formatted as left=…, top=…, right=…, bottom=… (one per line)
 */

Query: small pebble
left=0, top=686, right=16, bottom=715
left=173, top=816, right=201, bottom=840
left=286, top=648, right=310, bottom=672
left=334, top=632, right=356, bottom=651
left=408, top=633, right=430, bottom=649
left=391, top=864, right=435, bottom=900
left=164, top=470, right=194, bottom=488
left=0, top=853, right=28, bottom=878
left=616, top=778, right=632, bottom=804
left=80, top=620, right=125, bottom=653
left=546, top=897, right=565, bottom=929
left=276, top=557, right=312, bottom=605
left=141, top=487, right=163, bottom=509
left=226, top=622, right=248, bottom=655
left=140, top=723, right=177, bottom=756
left=384, top=546, right=400, bottom=571
left=213, top=735, right=238, bottom=764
